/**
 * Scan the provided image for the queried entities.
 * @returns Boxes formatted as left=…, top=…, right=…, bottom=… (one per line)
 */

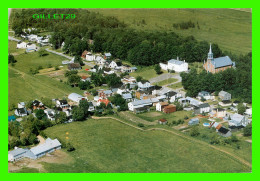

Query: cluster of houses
left=8, top=138, right=61, bottom=162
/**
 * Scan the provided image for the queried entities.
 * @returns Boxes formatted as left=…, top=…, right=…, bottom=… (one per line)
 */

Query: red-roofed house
left=97, top=98, right=110, bottom=106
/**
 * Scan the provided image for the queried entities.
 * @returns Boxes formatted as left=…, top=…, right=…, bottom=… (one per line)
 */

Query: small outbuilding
left=158, top=118, right=168, bottom=125
left=188, top=118, right=199, bottom=126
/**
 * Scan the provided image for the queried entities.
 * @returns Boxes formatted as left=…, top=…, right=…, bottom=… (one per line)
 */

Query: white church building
left=160, top=57, right=188, bottom=72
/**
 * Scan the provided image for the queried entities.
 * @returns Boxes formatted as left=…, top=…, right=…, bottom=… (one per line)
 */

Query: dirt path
left=92, top=116, right=252, bottom=169
left=37, top=135, right=45, bottom=145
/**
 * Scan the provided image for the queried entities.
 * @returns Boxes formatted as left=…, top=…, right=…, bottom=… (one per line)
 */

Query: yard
left=130, top=66, right=158, bottom=80
left=168, top=82, right=183, bottom=89
left=153, top=78, right=178, bottom=86
left=38, top=118, right=251, bottom=173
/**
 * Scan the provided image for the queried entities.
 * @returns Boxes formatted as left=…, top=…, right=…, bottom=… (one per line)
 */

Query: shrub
left=184, top=116, right=189, bottom=120
left=138, top=123, right=144, bottom=127
left=190, top=126, right=200, bottom=137
left=66, top=143, right=76, bottom=152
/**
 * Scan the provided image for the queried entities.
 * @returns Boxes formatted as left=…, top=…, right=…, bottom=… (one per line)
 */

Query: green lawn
left=153, top=78, right=178, bottom=86
left=42, top=118, right=250, bottom=173
left=88, top=9, right=251, bottom=54
left=130, top=66, right=158, bottom=80
left=10, top=167, right=40, bottom=173
left=168, top=82, right=183, bottom=89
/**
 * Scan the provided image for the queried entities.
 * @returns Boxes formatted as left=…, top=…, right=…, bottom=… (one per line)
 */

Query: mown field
left=8, top=40, right=84, bottom=112
left=153, top=78, right=178, bottom=86
left=40, top=118, right=250, bottom=173
left=88, top=8, right=251, bottom=54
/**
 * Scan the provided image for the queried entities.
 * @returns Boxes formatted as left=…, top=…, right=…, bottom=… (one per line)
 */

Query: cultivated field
left=88, top=8, right=252, bottom=54
left=38, top=118, right=251, bottom=173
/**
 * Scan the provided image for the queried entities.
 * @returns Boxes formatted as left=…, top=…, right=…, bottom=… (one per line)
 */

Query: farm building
left=156, top=102, right=169, bottom=112
left=158, top=118, right=168, bottom=125
left=8, top=148, right=28, bottom=162
left=163, top=105, right=176, bottom=114
left=68, top=93, right=87, bottom=103
left=128, top=99, right=152, bottom=111
left=188, top=118, right=199, bottom=126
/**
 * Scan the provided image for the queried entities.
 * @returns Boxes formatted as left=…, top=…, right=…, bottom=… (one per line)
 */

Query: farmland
left=39, top=118, right=251, bottom=173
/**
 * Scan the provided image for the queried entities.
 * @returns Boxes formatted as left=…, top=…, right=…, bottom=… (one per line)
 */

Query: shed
left=188, top=118, right=199, bottom=126
left=158, top=118, right=168, bottom=125
left=163, top=105, right=176, bottom=114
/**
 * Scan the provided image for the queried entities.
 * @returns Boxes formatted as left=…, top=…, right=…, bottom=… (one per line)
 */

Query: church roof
left=168, top=59, right=185, bottom=65
left=212, top=56, right=233, bottom=68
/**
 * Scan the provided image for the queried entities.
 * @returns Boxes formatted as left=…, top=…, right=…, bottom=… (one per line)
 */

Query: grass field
left=88, top=8, right=251, bottom=54
left=41, top=118, right=250, bottom=173
left=168, top=82, right=183, bottom=89
left=130, top=66, right=158, bottom=80
left=153, top=78, right=178, bottom=86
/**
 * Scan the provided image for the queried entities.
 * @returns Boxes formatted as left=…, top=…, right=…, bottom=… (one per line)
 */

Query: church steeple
left=208, top=43, right=213, bottom=60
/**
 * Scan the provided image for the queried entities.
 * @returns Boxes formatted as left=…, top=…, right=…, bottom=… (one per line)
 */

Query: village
left=8, top=27, right=252, bottom=164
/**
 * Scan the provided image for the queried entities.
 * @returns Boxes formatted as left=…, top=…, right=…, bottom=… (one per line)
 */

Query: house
left=210, top=108, right=226, bottom=118
left=217, top=126, right=232, bottom=137
left=194, top=103, right=210, bottom=115
left=128, top=99, right=152, bottom=111
left=130, top=67, right=138, bottom=72
left=156, top=102, right=169, bottom=112
left=68, top=63, right=81, bottom=70
left=97, top=98, right=111, bottom=106
left=229, top=113, right=250, bottom=127
left=17, top=42, right=27, bottom=49
left=218, top=91, right=231, bottom=101
left=197, top=91, right=212, bottom=100
left=86, top=52, right=95, bottom=61
left=163, top=105, right=176, bottom=114
left=103, top=90, right=113, bottom=97
left=29, top=138, right=62, bottom=159
left=137, top=81, right=152, bottom=90
left=158, top=118, right=167, bottom=125
left=133, top=106, right=150, bottom=114
left=68, top=93, right=87, bottom=103
left=104, top=52, right=111, bottom=59
left=8, top=148, right=28, bottom=162
left=44, top=109, right=56, bottom=121
left=219, top=100, right=232, bottom=107
left=121, top=76, right=136, bottom=84
left=14, top=108, right=27, bottom=117
left=18, top=102, right=25, bottom=108
left=120, top=66, right=137, bottom=73
left=203, top=44, right=235, bottom=73
left=8, top=115, right=16, bottom=122
left=159, top=57, right=188, bottom=72
left=108, top=61, right=118, bottom=69
left=188, top=118, right=199, bottom=126
left=95, top=56, right=106, bottom=65
left=88, top=102, right=95, bottom=112
left=81, top=76, right=91, bottom=82
left=122, top=93, right=133, bottom=102
left=245, top=108, right=252, bottom=117
left=56, top=100, right=69, bottom=109
left=178, top=97, right=201, bottom=107
left=32, top=100, right=44, bottom=110
left=26, top=44, right=37, bottom=52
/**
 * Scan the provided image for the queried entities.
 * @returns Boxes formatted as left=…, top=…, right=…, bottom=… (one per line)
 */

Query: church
left=203, top=44, right=235, bottom=73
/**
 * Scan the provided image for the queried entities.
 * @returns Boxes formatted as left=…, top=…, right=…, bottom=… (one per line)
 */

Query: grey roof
left=104, top=90, right=113, bottom=94
left=105, top=53, right=111, bottom=57
left=211, top=56, right=233, bottom=68
left=196, top=103, right=210, bottom=108
left=131, top=67, right=137, bottom=70
left=8, top=148, right=27, bottom=157
left=30, top=138, right=61, bottom=156
left=198, top=91, right=210, bottom=96
left=68, top=93, right=83, bottom=102
left=17, top=108, right=27, bottom=114
left=219, top=90, right=231, bottom=96
left=122, top=93, right=132, bottom=99
left=168, top=59, right=185, bottom=65
left=230, top=113, right=244, bottom=122
left=130, top=99, right=152, bottom=106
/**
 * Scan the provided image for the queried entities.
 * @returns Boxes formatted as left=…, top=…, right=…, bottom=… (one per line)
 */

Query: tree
left=68, top=74, right=81, bottom=87
left=136, top=76, right=142, bottom=82
left=8, top=54, right=16, bottom=64
left=72, top=107, right=85, bottom=121
left=56, top=111, right=68, bottom=124
left=190, top=126, right=200, bottom=137
left=38, top=48, right=47, bottom=57
left=243, top=123, right=252, bottom=136
left=79, top=100, right=89, bottom=116
left=210, top=134, right=220, bottom=145
left=230, top=135, right=239, bottom=142
left=154, top=64, right=162, bottom=74
left=79, top=81, right=91, bottom=90
left=237, top=103, right=246, bottom=115
left=35, top=109, right=46, bottom=120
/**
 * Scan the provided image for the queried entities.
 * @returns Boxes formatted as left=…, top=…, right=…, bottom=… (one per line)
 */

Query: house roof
left=159, top=118, right=167, bottom=122
left=168, top=59, right=185, bottom=65
left=212, top=56, right=233, bottom=68
left=104, top=90, right=113, bottom=95
left=196, top=103, right=210, bottom=109
left=215, top=124, right=223, bottom=130
left=159, top=102, right=169, bottom=106
left=231, top=113, right=244, bottom=122
left=98, top=99, right=110, bottom=106
left=198, top=91, right=210, bottom=96
left=218, top=127, right=229, bottom=134
left=105, top=53, right=111, bottom=57
left=68, top=93, right=83, bottom=101
left=58, top=100, right=68, bottom=105
left=164, top=105, right=176, bottom=109
left=219, top=90, right=231, bottom=96
left=213, top=108, right=225, bottom=112
left=17, top=108, right=27, bottom=114
left=130, top=99, right=152, bottom=106
left=122, top=93, right=132, bottom=99
left=131, top=67, right=137, bottom=70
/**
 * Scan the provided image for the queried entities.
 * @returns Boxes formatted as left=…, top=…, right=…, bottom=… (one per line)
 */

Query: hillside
left=88, top=8, right=252, bottom=54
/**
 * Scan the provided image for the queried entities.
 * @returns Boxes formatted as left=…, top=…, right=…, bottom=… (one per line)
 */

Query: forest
left=10, top=9, right=252, bottom=102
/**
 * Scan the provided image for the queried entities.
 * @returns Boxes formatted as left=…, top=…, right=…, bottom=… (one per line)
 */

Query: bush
left=48, top=64, right=52, bottom=68
left=230, top=135, right=239, bottom=142
left=210, top=135, right=220, bottom=145
left=172, top=120, right=177, bottom=125
left=55, top=66, right=60, bottom=70
left=39, top=131, right=47, bottom=139
left=190, top=126, right=200, bottom=137
left=66, top=143, right=76, bottom=152
left=138, top=123, right=145, bottom=127
left=243, top=123, right=252, bottom=136
left=184, top=116, right=189, bottom=120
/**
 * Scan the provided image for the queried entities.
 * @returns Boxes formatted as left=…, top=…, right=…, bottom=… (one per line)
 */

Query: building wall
left=204, top=59, right=233, bottom=74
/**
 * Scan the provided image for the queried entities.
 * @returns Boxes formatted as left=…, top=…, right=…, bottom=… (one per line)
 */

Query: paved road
left=45, top=48, right=72, bottom=60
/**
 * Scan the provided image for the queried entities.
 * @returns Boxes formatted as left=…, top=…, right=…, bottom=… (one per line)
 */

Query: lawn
left=153, top=78, right=178, bottom=86
left=42, top=118, right=251, bottom=173
left=88, top=9, right=251, bottom=54
left=168, top=82, right=183, bottom=89
left=130, top=66, right=158, bottom=80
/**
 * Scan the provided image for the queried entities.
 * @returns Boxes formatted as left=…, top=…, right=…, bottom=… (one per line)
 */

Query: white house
left=17, top=42, right=27, bottom=49
left=137, top=81, right=152, bottom=90
left=160, top=57, right=188, bottom=72
left=44, top=109, right=56, bottom=121
left=56, top=100, right=69, bottom=109
left=68, top=93, right=87, bottom=103
left=128, top=99, right=152, bottom=111
left=229, top=113, right=251, bottom=127
left=86, top=52, right=95, bottom=61
left=194, top=103, right=211, bottom=114
left=26, top=44, right=37, bottom=52
left=156, top=102, right=169, bottom=112
left=245, top=108, right=252, bottom=117
left=197, top=91, right=213, bottom=100
left=95, top=56, right=106, bottom=65
left=108, top=61, right=118, bottom=69
left=18, top=102, right=25, bottom=108
left=15, top=108, right=27, bottom=117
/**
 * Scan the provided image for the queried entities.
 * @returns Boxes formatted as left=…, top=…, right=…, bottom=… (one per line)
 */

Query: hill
left=88, top=8, right=252, bottom=54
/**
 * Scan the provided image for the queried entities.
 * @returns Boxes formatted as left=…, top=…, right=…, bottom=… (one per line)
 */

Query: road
left=45, top=48, right=72, bottom=60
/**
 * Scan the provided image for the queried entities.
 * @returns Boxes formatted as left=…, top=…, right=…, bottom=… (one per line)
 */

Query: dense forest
left=10, top=9, right=252, bottom=102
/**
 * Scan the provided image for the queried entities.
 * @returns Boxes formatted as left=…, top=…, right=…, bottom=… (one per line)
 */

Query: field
left=153, top=78, right=178, bottom=86
left=130, top=66, right=158, bottom=80
left=39, top=118, right=251, bottom=173
left=88, top=8, right=251, bottom=54
left=168, top=82, right=183, bottom=89
left=8, top=40, right=84, bottom=112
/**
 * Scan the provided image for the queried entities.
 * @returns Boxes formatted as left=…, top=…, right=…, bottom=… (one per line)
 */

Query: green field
left=8, top=40, right=84, bottom=112
left=41, top=118, right=250, bottom=173
left=168, top=82, right=183, bottom=89
left=130, top=66, right=158, bottom=80
left=89, top=8, right=251, bottom=54
left=153, top=78, right=178, bottom=86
